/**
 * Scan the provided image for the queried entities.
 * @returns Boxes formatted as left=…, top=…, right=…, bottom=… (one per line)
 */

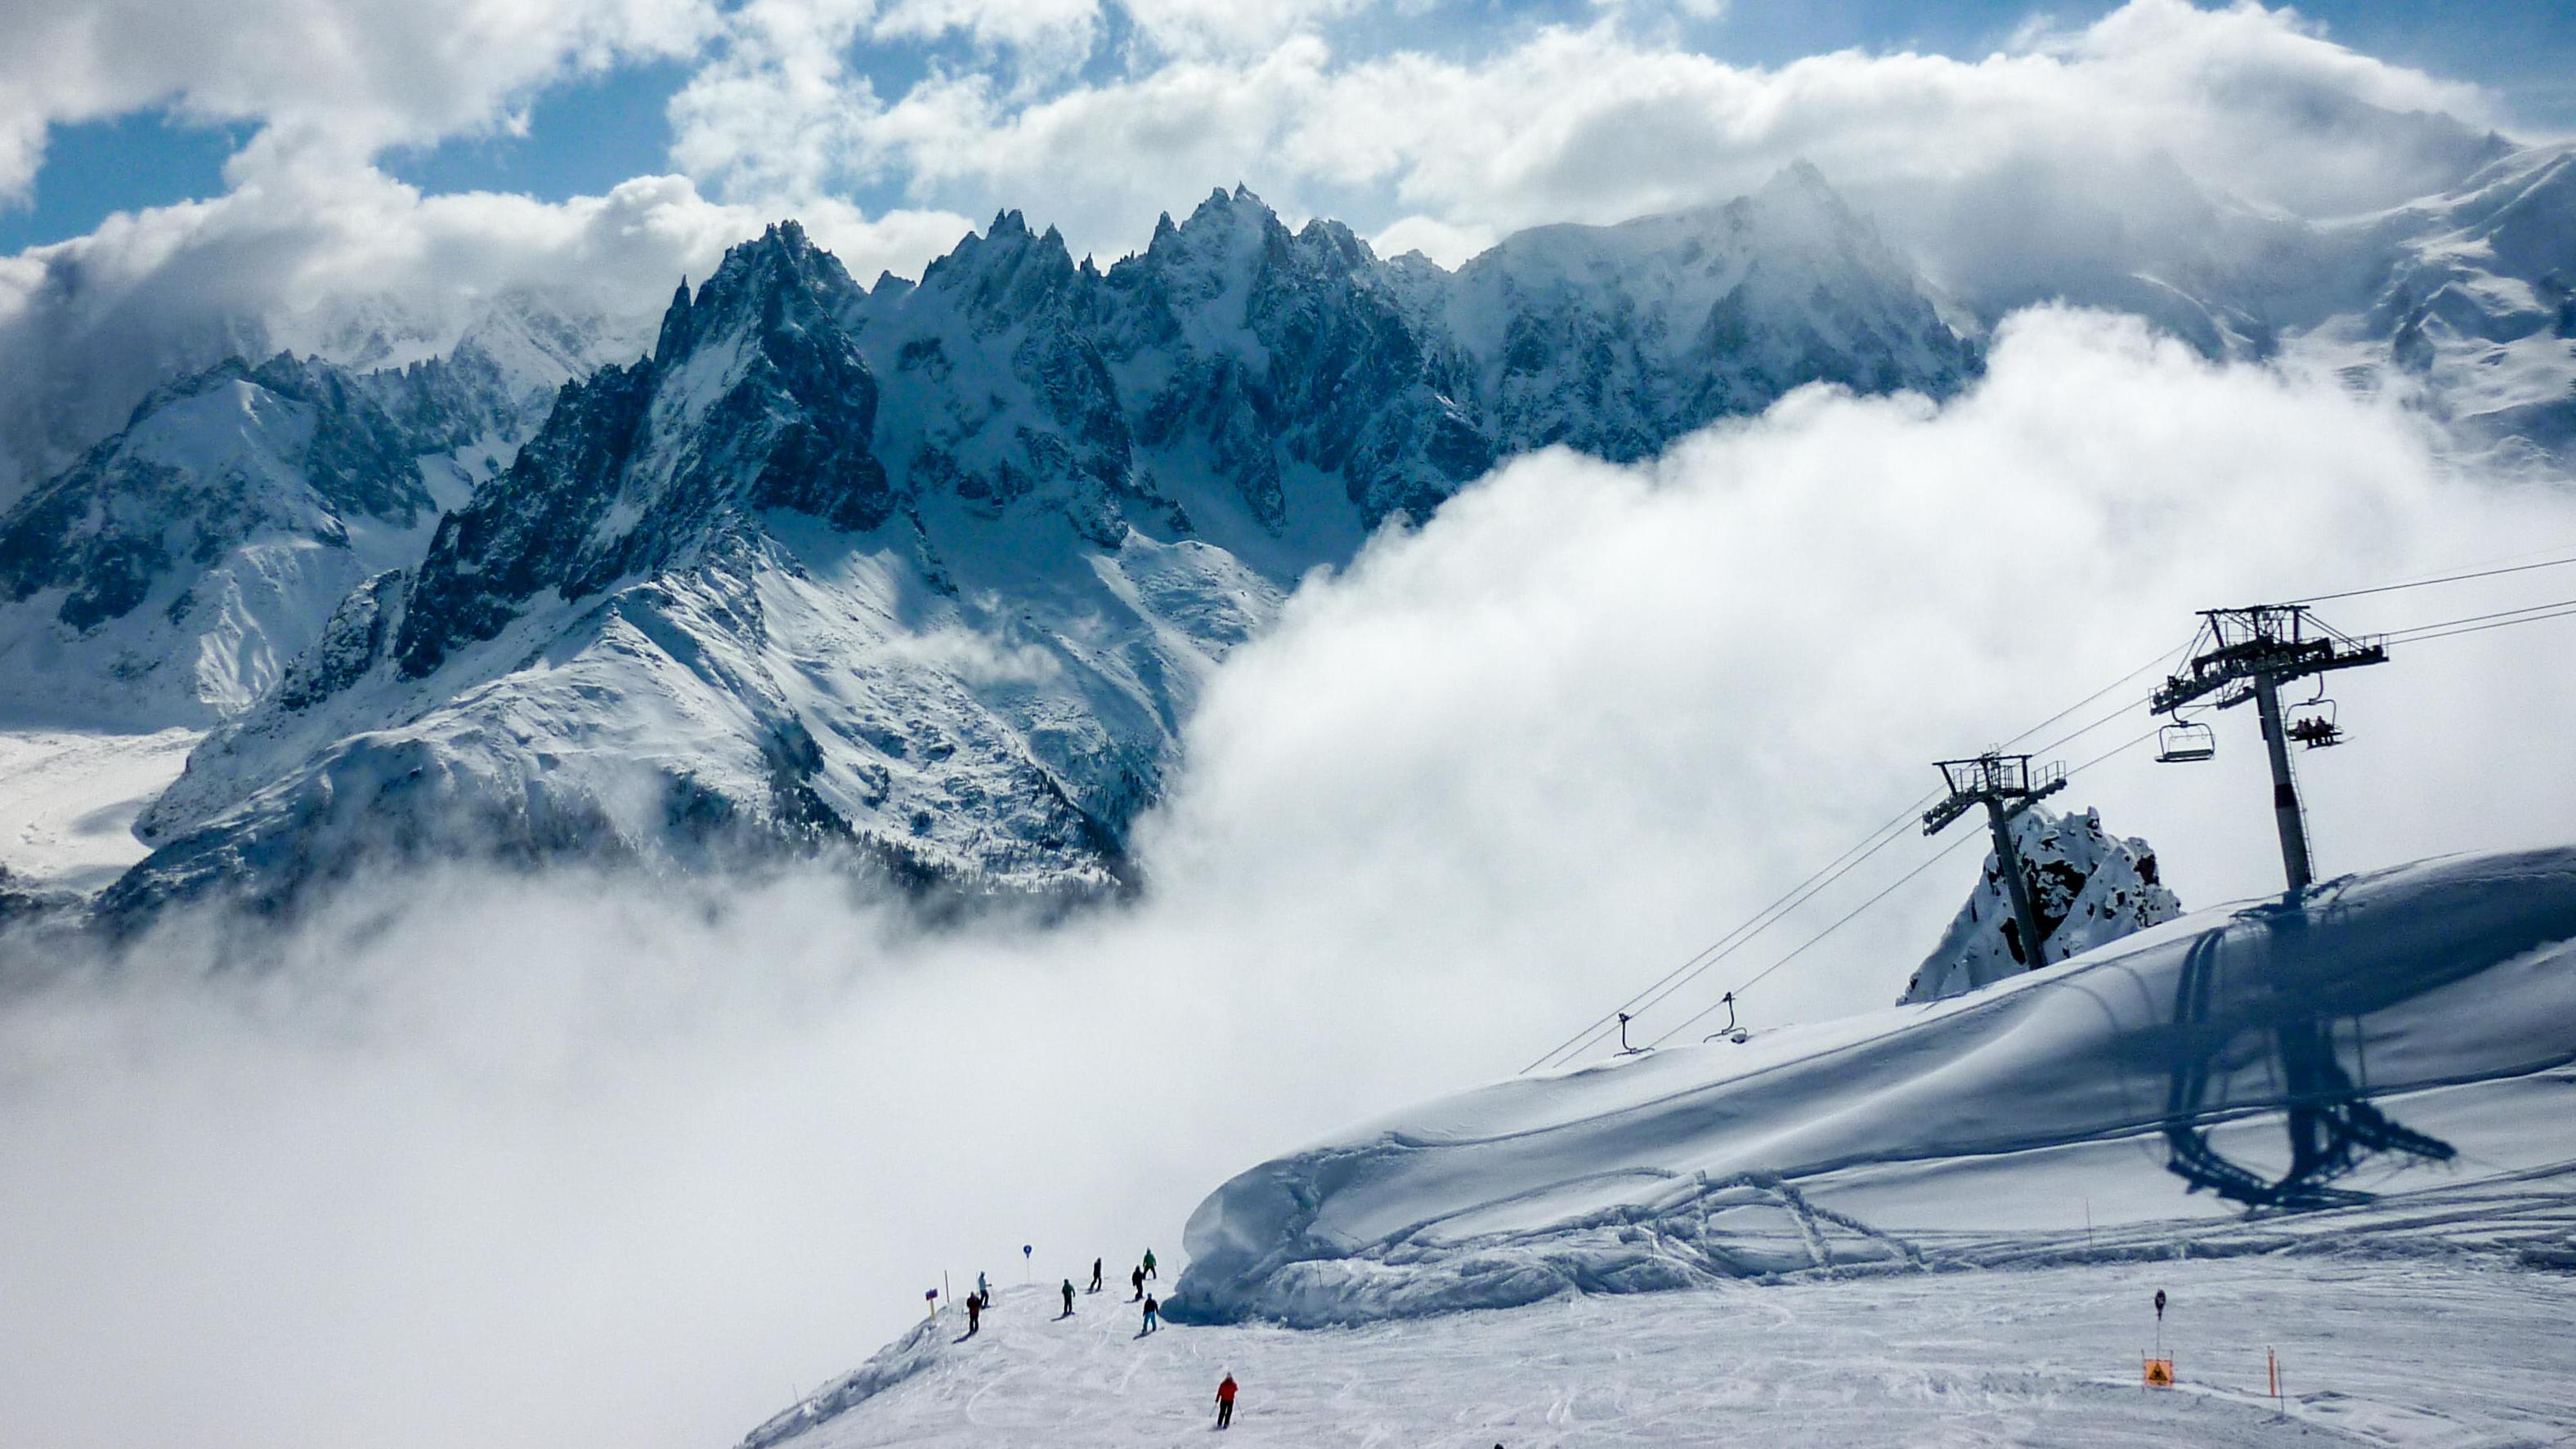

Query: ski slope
left=747, top=1257, right=2575, bottom=1447
left=1171, top=847, right=2576, bottom=1326
left=753, top=846, right=2576, bottom=1447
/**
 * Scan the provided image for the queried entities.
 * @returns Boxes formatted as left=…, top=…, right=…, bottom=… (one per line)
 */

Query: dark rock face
left=1091, top=191, right=1494, bottom=528
left=397, top=224, right=890, bottom=678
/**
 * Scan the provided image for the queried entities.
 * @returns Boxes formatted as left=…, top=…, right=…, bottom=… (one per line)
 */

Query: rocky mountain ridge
left=0, top=343, right=553, bottom=727
left=101, top=170, right=1977, bottom=915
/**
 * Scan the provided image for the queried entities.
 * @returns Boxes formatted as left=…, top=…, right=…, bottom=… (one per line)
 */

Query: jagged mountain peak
left=655, top=220, right=867, bottom=365
left=700, top=221, right=858, bottom=315
left=97, top=172, right=1996, bottom=913
left=917, top=211, right=1082, bottom=320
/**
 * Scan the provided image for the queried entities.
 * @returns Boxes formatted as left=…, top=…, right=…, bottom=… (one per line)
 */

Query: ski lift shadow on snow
left=2160, top=928, right=2454, bottom=1211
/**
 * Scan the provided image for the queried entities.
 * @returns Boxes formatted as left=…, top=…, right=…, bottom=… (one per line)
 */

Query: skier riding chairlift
left=2287, top=697, right=2341, bottom=749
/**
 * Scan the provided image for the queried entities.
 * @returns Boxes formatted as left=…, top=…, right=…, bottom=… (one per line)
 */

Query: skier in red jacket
left=1215, top=1373, right=1238, bottom=1429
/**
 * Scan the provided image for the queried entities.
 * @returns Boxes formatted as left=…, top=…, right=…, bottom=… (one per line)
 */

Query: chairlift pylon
left=2155, top=719, right=2216, bottom=763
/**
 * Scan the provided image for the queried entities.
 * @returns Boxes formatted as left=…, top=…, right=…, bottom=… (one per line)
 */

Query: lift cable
left=2395, top=602, right=2576, bottom=645
left=1519, top=638, right=2194, bottom=1075
left=1525, top=581, right=2576, bottom=1074
left=1516, top=794, right=1932, bottom=1074
left=2285, top=552, right=2576, bottom=605
left=2380, top=594, right=2576, bottom=644
left=1642, top=723, right=2166, bottom=1049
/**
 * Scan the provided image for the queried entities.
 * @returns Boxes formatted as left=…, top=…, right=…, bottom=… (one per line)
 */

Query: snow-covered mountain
left=2317, top=141, right=2576, bottom=467
left=0, top=286, right=656, bottom=512
left=1456, top=162, right=1976, bottom=460
left=0, top=349, right=536, bottom=728
left=1917, top=137, right=2576, bottom=468
left=105, top=172, right=1978, bottom=916
left=1898, top=805, right=2182, bottom=1004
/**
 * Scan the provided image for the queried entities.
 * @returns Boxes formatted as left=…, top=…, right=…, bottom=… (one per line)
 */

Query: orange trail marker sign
left=2144, top=1357, right=2175, bottom=1389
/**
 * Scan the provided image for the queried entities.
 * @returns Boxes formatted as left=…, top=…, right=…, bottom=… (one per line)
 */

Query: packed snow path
left=751, top=1260, right=2576, bottom=1447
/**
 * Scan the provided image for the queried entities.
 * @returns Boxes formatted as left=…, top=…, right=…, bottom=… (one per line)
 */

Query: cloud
left=0, top=0, right=720, bottom=199
left=0, top=162, right=974, bottom=497
left=677, top=0, right=2502, bottom=270
left=6, top=306, right=2575, bottom=1449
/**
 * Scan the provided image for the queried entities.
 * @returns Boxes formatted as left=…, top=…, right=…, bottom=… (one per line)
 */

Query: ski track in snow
left=756, top=1259, right=2576, bottom=1448
left=0, top=727, right=199, bottom=891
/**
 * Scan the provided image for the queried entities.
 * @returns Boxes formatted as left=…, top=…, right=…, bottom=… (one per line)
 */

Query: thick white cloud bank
left=5, top=309, right=2574, bottom=1449
left=679, top=0, right=2510, bottom=264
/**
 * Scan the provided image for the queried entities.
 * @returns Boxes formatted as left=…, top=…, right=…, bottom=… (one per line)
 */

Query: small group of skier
left=956, top=1246, right=1238, bottom=1424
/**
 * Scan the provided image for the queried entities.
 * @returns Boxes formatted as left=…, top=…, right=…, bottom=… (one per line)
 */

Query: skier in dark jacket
left=1089, top=1257, right=1103, bottom=1293
left=1131, top=1265, right=1145, bottom=1301
left=1060, top=1279, right=1076, bottom=1317
left=965, top=1294, right=981, bottom=1335
left=1216, top=1373, right=1238, bottom=1429
left=1140, top=1295, right=1161, bottom=1334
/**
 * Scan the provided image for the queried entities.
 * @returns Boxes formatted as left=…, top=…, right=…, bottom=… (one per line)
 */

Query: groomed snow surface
left=761, top=846, right=2576, bottom=1446
left=755, top=1256, right=2573, bottom=1447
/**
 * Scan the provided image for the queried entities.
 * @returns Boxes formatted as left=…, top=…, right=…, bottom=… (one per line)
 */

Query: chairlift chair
left=2155, top=720, right=2216, bottom=763
left=2287, top=697, right=2342, bottom=749
left=1700, top=992, right=1750, bottom=1045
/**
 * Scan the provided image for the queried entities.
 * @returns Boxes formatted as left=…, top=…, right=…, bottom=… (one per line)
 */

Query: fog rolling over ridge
left=7, top=295, right=2576, bottom=1449
left=12, top=132, right=2576, bottom=926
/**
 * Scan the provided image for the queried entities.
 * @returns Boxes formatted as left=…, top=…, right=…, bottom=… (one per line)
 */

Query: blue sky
left=3, top=0, right=2569, bottom=255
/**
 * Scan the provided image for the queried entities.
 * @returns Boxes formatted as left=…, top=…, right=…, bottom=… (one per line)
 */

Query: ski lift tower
left=2149, top=605, right=2387, bottom=894
left=1924, top=751, right=2067, bottom=973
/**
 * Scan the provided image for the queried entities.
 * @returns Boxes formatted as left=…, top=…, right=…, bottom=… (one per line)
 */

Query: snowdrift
left=1169, top=847, right=2576, bottom=1326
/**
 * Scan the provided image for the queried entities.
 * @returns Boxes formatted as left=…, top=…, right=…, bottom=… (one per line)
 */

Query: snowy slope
left=746, top=1257, right=2575, bottom=1448
left=0, top=727, right=198, bottom=892
left=1170, top=847, right=2576, bottom=1326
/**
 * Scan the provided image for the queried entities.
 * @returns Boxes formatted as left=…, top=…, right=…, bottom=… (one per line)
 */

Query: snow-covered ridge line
left=1168, top=846, right=2576, bottom=1326
left=84, top=168, right=1977, bottom=917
